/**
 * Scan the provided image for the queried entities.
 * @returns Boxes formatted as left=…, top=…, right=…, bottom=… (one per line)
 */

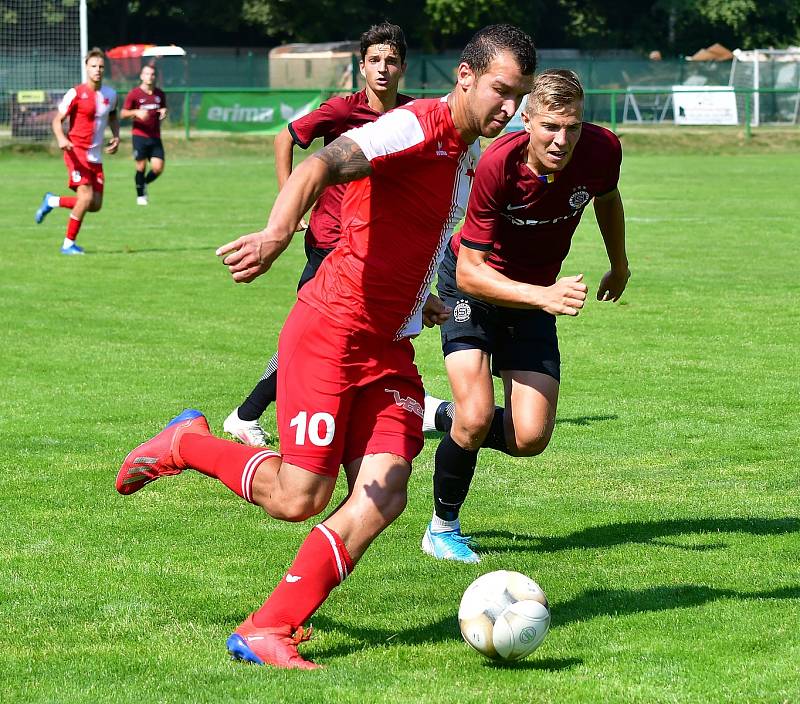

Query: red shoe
left=116, top=409, right=210, bottom=495
left=226, top=615, right=319, bottom=670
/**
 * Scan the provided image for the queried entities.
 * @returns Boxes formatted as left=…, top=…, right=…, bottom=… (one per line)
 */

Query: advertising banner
left=672, top=85, right=738, bottom=125
left=11, top=90, right=63, bottom=139
left=196, top=91, right=322, bottom=133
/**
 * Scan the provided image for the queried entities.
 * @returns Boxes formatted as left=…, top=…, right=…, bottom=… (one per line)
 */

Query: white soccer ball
left=458, top=570, right=550, bottom=661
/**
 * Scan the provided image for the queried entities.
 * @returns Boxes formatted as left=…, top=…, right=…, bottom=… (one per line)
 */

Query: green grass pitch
left=1, top=132, right=799, bottom=703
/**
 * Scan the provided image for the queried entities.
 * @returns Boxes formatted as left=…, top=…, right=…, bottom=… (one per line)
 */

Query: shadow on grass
left=553, top=583, right=800, bottom=629
left=556, top=414, right=617, bottom=426
left=471, top=516, right=800, bottom=554
left=94, top=246, right=215, bottom=255
left=305, top=613, right=583, bottom=670
left=484, top=656, right=582, bottom=671
left=303, top=582, right=800, bottom=662
left=423, top=413, right=617, bottom=439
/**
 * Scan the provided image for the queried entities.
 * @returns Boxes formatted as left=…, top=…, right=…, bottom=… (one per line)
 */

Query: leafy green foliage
left=85, top=0, right=800, bottom=53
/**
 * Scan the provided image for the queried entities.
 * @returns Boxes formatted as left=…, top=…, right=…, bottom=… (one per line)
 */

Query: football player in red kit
left=35, top=48, right=119, bottom=255
left=223, top=22, right=412, bottom=447
left=116, top=25, right=537, bottom=669
left=121, top=64, right=168, bottom=206
left=421, top=69, right=631, bottom=563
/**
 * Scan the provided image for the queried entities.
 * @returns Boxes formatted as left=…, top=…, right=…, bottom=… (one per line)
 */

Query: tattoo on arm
left=314, top=136, right=372, bottom=184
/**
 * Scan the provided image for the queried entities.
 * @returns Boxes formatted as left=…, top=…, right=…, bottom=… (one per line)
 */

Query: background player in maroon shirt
left=121, top=64, right=168, bottom=205
left=422, top=69, right=631, bottom=563
left=117, top=25, right=536, bottom=669
left=223, top=22, right=412, bottom=446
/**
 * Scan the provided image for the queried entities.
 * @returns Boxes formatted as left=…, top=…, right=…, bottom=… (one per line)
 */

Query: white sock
left=47, top=195, right=60, bottom=208
left=63, top=238, right=74, bottom=249
left=431, top=514, right=460, bottom=533
left=422, top=393, right=446, bottom=431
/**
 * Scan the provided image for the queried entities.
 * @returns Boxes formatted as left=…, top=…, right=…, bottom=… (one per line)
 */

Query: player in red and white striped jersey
left=34, top=48, right=119, bottom=255
left=117, top=25, right=536, bottom=669
left=224, top=22, right=414, bottom=446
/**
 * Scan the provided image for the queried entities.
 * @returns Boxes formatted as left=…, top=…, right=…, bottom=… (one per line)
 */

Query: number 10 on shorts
left=289, top=411, right=335, bottom=446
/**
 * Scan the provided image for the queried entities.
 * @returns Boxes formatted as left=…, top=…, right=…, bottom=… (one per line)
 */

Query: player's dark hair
left=85, top=47, right=105, bottom=64
left=460, top=24, right=536, bottom=77
left=360, top=22, right=407, bottom=64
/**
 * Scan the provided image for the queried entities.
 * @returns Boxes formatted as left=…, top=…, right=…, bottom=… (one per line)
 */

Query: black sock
left=135, top=171, right=145, bottom=196
left=482, top=407, right=509, bottom=453
left=435, top=402, right=509, bottom=453
left=434, top=401, right=454, bottom=432
left=237, top=352, right=278, bottom=421
left=145, top=170, right=160, bottom=184
left=433, top=434, right=478, bottom=521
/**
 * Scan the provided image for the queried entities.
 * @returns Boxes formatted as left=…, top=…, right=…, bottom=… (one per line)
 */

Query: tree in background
left=85, top=0, right=800, bottom=54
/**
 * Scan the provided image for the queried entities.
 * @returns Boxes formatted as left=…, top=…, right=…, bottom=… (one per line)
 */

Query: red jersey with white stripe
left=122, top=86, right=167, bottom=138
left=298, top=97, right=480, bottom=340
left=58, top=84, right=118, bottom=164
left=288, top=90, right=413, bottom=249
left=453, top=122, right=621, bottom=285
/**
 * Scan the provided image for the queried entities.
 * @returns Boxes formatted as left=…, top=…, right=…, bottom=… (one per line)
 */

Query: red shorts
left=276, top=300, right=424, bottom=477
left=63, top=149, right=104, bottom=193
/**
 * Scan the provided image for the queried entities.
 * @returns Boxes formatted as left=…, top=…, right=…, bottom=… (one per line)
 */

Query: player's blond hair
left=85, top=47, right=105, bottom=64
left=526, top=69, right=584, bottom=115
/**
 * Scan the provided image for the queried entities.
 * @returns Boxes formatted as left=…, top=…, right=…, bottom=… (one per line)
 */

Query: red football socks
left=177, top=433, right=279, bottom=503
left=59, top=197, right=77, bottom=209
left=66, top=215, right=82, bottom=240
left=252, top=524, right=354, bottom=630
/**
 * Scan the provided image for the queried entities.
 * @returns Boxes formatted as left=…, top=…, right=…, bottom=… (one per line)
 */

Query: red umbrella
left=106, top=44, right=155, bottom=80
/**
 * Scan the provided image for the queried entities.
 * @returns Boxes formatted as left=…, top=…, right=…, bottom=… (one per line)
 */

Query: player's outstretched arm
left=217, top=136, right=371, bottom=283
left=593, top=188, right=630, bottom=302
left=456, top=246, right=587, bottom=316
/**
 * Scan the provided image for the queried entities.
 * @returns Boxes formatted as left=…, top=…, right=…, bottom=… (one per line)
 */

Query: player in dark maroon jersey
left=223, top=22, right=413, bottom=447
left=121, top=64, right=167, bottom=205
left=34, top=48, right=119, bottom=255
left=116, top=25, right=536, bottom=669
left=421, top=69, right=631, bottom=563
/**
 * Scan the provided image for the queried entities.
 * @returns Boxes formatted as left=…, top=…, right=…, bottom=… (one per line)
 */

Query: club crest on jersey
left=569, top=188, right=591, bottom=209
left=385, top=389, right=424, bottom=418
left=436, top=141, right=448, bottom=157
left=453, top=299, right=471, bottom=323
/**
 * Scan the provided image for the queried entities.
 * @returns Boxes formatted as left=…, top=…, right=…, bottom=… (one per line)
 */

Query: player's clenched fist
left=541, top=274, right=588, bottom=317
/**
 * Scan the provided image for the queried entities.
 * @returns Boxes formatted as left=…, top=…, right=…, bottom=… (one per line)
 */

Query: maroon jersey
left=288, top=89, right=413, bottom=250
left=123, top=87, right=167, bottom=138
left=453, top=122, right=621, bottom=286
left=299, top=97, right=479, bottom=340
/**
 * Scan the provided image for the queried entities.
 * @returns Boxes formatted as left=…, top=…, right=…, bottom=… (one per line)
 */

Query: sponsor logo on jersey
left=436, top=140, right=448, bottom=157
left=504, top=209, right=581, bottom=227
left=384, top=389, right=424, bottom=418
left=453, top=299, right=472, bottom=323
left=569, top=188, right=591, bottom=209
left=506, top=202, right=528, bottom=211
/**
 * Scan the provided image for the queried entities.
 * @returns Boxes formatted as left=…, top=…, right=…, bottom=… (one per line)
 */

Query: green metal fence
left=162, top=86, right=799, bottom=140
